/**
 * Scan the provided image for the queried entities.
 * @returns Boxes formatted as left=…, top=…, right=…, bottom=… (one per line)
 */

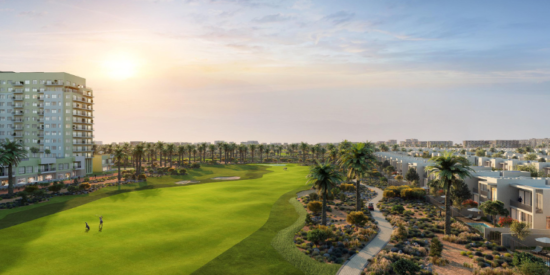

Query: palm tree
left=217, top=142, right=225, bottom=163
left=133, top=144, right=145, bottom=176
left=0, top=139, right=28, bottom=196
left=339, top=142, right=376, bottom=211
left=223, top=143, right=230, bottom=164
left=379, top=144, right=389, bottom=152
left=307, top=162, right=343, bottom=225
left=201, top=142, right=208, bottom=162
left=249, top=144, right=257, bottom=163
left=177, top=145, right=185, bottom=166
left=186, top=144, right=194, bottom=165
left=113, top=147, right=125, bottom=186
left=426, top=151, right=474, bottom=234
left=299, top=142, right=309, bottom=163
left=208, top=144, right=216, bottom=162
left=242, top=145, right=249, bottom=163
left=258, top=144, right=265, bottom=163
left=166, top=143, right=175, bottom=167
left=155, top=141, right=164, bottom=166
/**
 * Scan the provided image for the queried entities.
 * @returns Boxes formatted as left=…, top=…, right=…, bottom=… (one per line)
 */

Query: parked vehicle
left=368, top=203, right=374, bottom=211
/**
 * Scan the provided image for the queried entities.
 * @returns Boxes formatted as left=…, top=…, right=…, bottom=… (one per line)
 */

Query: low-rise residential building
left=92, top=154, right=114, bottom=173
left=426, top=141, right=453, bottom=148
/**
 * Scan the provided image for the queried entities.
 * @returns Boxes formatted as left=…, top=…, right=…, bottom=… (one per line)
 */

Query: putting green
left=0, top=165, right=311, bottom=275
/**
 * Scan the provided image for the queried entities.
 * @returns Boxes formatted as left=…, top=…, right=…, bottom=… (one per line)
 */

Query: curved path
left=337, top=185, right=392, bottom=275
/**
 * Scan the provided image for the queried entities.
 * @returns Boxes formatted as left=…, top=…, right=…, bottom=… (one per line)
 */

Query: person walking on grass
left=98, top=215, right=103, bottom=230
left=85, top=222, right=90, bottom=231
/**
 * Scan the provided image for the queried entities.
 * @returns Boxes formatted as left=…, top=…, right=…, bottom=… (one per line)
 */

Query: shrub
left=519, top=261, right=550, bottom=275
left=83, top=177, right=90, bottom=182
left=137, top=174, right=147, bottom=180
left=79, top=182, right=91, bottom=190
left=395, top=175, right=403, bottom=181
left=498, top=216, right=514, bottom=227
left=340, top=183, right=355, bottom=192
left=309, top=193, right=319, bottom=201
left=391, top=205, right=405, bottom=214
left=67, top=186, right=77, bottom=192
left=510, top=221, right=530, bottom=240
left=513, top=251, right=545, bottom=267
left=307, top=229, right=329, bottom=245
left=24, top=185, right=39, bottom=193
left=48, top=183, right=64, bottom=193
left=429, top=237, right=443, bottom=257
left=391, top=258, right=420, bottom=275
left=307, top=201, right=322, bottom=215
left=462, top=199, right=478, bottom=208
left=346, top=211, right=368, bottom=228
left=191, top=163, right=200, bottom=169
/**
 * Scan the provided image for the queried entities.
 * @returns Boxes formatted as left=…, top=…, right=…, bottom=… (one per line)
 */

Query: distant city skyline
left=1, top=0, right=549, bottom=143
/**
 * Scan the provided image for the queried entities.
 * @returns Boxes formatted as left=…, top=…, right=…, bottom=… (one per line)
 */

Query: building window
left=538, top=193, right=543, bottom=210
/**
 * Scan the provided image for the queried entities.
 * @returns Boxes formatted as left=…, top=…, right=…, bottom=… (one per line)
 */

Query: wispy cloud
left=252, top=13, right=294, bottom=23
left=322, top=11, right=354, bottom=25
left=18, top=11, right=48, bottom=17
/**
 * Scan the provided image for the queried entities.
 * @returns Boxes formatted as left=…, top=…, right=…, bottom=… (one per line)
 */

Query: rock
left=390, top=247, right=399, bottom=252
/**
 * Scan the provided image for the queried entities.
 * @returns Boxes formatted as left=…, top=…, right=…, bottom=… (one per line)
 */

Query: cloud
left=18, top=11, right=48, bottom=17
left=322, top=11, right=354, bottom=25
left=252, top=13, right=294, bottom=23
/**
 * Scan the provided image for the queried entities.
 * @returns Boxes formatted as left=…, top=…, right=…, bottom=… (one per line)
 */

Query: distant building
left=385, top=140, right=397, bottom=145
left=214, top=140, right=225, bottom=144
left=463, top=140, right=520, bottom=149
left=130, top=141, right=142, bottom=146
left=426, top=141, right=453, bottom=148
left=241, top=141, right=259, bottom=145
left=95, top=141, right=103, bottom=145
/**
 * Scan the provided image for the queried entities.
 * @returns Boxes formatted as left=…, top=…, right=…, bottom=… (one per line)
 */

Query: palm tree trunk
left=444, top=182, right=452, bottom=235
left=118, top=165, right=121, bottom=186
left=356, top=178, right=361, bottom=211
left=322, top=191, right=327, bottom=226
left=7, top=164, right=13, bottom=196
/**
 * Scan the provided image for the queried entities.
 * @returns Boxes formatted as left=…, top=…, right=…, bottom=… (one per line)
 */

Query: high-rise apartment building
left=0, top=72, right=93, bottom=184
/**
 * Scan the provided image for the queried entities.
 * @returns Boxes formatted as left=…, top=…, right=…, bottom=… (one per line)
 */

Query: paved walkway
left=337, top=185, right=392, bottom=275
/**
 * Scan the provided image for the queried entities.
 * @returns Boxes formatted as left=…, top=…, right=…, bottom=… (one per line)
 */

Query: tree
left=166, top=143, right=175, bottom=167
left=427, top=151, right=473, bottom=234
left=524, top=153, right=537, bottom=161
left=307, top=162, right=343, bottom=225
left=113, top=147, right=125, bottom=186
left=451, top=179, right=472, bottom=211
left=299, top=142, right=309, bottom=163
left=346, top=211, right=368, bottom=229
left=132, top=144, right=145, bottom=176
left=510, top=221, right=530, bottom=241
left=475, top=149, right=486, bottom=157
left=391, top=258, right=420, bottom=275
left=479, top=200, right=509, bottom=225
left=249, top=144, right=256, bottom=163
left=339, top=142, right=376, bottom=211
left=0, top=139, right=28, bottom=196
left=429, top=237, right=443, bottom=257
left=258, top=144, right=265, bottom=163
left=405, top=167, right=419, bottom=183
left=307, top=201, right=322, bottom=215
left=379, top=144, right=389, bottom=152
left=539, top=157, right=546, bottom=163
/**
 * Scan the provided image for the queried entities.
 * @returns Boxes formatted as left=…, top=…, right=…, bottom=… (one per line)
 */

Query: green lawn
left=0, top=164, right=313, bottom=275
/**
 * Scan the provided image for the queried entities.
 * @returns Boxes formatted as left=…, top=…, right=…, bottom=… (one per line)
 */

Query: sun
left=102, top=53, right=139, bottom=80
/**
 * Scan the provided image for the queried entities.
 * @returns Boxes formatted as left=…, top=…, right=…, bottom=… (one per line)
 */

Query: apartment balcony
left=73, top=141, right=93, bottom=145
left=37, top=133, right=44, bottom=137
left=74, top=149, right=92, bottom=152
left=12, top=81, right=24, bottom=86
left=45, top=81, right=63, bottom=86
left=510, top=199, right=532, bottom=212
left=12, top=97, right=23, bottom=101
left=536, top=208, right=543, bottom=214
left=73, top=135, right=93, bottom=138
left=479, top=189, right=489, bottom=197
left=13, top=89, right=23, bottom=93
left=73, top=127, right=93, bottom=132
left=12, top=133, right=23, bottom=138
left=13, top=118, right=23, bottom=123
left=14, top=104, right=23, bottom=108
left=473, top=187, right=479, bottom=193
left=38, top=167, right=56, bottom=173
left=73, top=112, right=93, bottom=118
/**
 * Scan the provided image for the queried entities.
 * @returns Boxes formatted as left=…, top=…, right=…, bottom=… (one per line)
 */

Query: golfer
left=99, top=216, right=103, bottom=229
left=85, top=222, right=90, bottom=230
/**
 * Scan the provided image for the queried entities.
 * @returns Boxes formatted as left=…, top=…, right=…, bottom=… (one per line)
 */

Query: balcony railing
left=480, top=190, right=489, bottom=197
left=510, top=199, right=532, bottom=212
left=39, top=168, right=56, bottom=173
left=12, top=81, right=24, bottom=86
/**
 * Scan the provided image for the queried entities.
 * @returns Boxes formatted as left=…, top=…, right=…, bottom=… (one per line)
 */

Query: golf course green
left=0, top=164, right=313, bottom=275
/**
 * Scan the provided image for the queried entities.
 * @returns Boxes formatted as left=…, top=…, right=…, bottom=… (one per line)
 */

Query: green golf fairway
left=0, top=165, right=311, bottom=275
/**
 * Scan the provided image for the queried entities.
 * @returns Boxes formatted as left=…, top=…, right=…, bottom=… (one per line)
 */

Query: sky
left=1, top=0, right=549, bottom=144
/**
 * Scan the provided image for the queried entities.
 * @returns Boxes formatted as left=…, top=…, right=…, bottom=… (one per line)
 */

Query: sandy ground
left=211, top=177, right=241, bottom=180
left=175, top=180, right=200, bottom=185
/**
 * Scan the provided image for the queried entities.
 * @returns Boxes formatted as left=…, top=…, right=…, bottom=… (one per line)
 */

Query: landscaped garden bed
left=294, top=184, right=379, bottom=264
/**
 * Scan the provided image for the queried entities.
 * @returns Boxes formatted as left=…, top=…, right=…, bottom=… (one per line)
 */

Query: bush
left=519, top=261, right=550, bottom=275
left=309, top=193, right=319, bottom=201
left=48, top=183, right=64, bottom=193
left=429, top=237, right=443, bottom=257
left=513, top=251, right=545, bottom=267
left=24, top=185, right=39, bottom=193
left=79, top=182, right=91, bottom=190
left=346, top=211, right=368, bottom=228
left=67, top=186, right=77, bottom=192
left=498, top=216, right=514, bottom=227
left=391, top=258, right=420, bottom=275
left=83, top=177, right=90, bottom=182
left=340, top=183, right=355, bottom=192
left=307, top=229, right=329, bottom=245
left=191, top=163, right=200, bottom=169
left=307, top=201, right=322, bottom=215
left=391, top=205, right=405, bottom=214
